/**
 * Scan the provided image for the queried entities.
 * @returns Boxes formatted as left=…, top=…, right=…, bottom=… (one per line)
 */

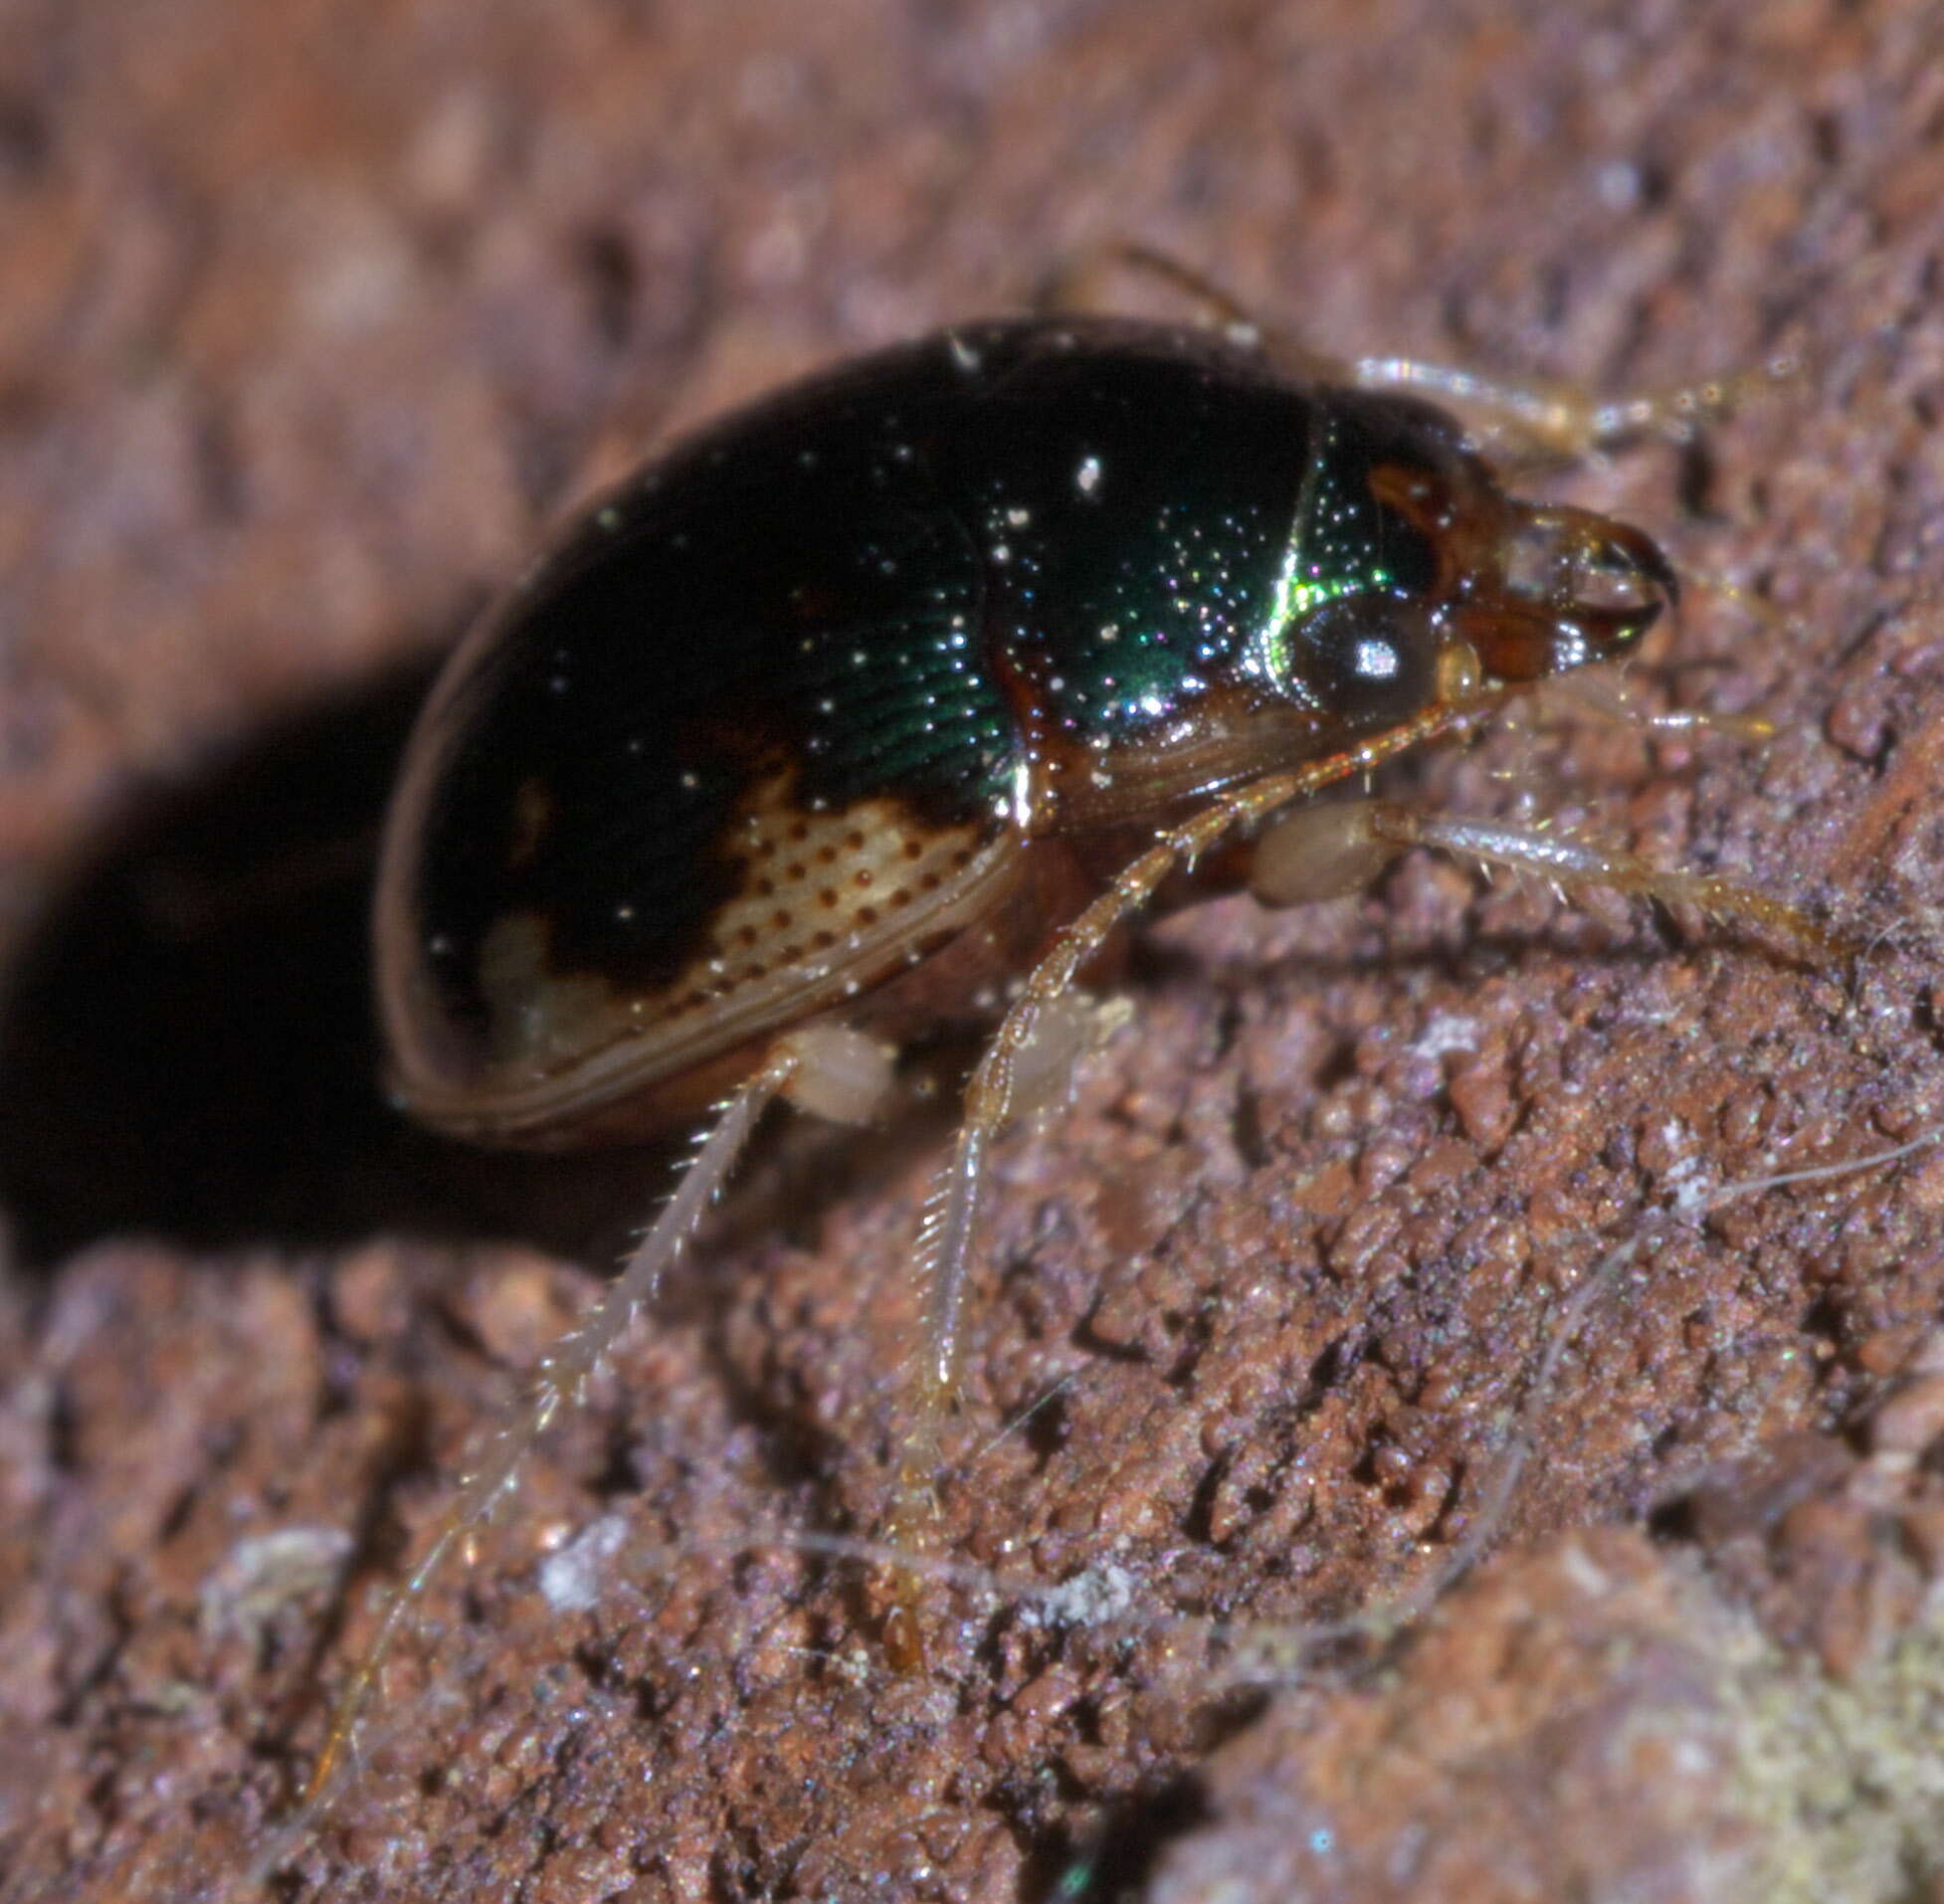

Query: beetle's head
left=1273, top=482, right=1677, bottom=739
left=1303, top=458, right=1680, bottom=726
left=1455, top=499, right=1679, bottom=684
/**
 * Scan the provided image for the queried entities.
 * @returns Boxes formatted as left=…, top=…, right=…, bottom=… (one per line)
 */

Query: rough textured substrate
left=5, top=3, right=1944, bottom=1900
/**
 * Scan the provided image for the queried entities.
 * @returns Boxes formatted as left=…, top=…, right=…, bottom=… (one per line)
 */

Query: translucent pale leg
left=294, top=1026, right=892, bottom=1824
left=1007, top=991, right=1133, bottom=1123
left=1047, top=239, right=1800, bottom=465
left=1534, top=670, right=1776, bottom=744
left=1040, top=240, right=1269, bottom=342
left=1250, top=797, right=1836, bottom=959
left=879, top=700, right=1485, bottom=1661
left=1336, top=353, right=1801, bottom=466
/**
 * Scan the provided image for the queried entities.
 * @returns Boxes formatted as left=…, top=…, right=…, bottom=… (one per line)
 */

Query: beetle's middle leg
left=877, top=702, right=1489, bottom=1664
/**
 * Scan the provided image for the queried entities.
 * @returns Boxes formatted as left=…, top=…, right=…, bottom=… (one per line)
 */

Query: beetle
left=295, top=303, right=1827, bottom=1825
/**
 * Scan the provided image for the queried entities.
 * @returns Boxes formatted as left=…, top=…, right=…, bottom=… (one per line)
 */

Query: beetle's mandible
left=300, top=311, right=1827, bottom=1819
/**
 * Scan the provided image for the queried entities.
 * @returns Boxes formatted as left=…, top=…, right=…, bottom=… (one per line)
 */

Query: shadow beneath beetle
left=0, top=658, right=715, bottom=1273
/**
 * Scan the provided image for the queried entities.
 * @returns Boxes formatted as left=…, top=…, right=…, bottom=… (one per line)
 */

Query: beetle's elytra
left=376, top=317, right=1672, bottom=1145
left=302, top=310, right=1825, bottom=1824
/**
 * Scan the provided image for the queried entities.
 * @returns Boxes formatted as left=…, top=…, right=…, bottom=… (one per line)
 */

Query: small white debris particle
left=1412, top=1014, right=1478, bottom=1060
left=201, top=1526, right=355, bottom=1641
left=1021, top=1562, right=1138, bottom=1630
left=539, top=1513, right=632, bottom=1614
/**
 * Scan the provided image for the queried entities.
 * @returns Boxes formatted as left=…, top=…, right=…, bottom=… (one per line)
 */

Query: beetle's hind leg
left=291, top=1026, right=893, bottom=1830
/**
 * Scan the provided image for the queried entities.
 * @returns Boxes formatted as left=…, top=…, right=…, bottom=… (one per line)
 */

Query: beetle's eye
left=1293, top=592, right=1437, bottom=727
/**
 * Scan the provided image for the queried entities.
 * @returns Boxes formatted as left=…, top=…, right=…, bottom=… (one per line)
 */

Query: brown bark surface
left=5, top=3, right=1944, bottom=1900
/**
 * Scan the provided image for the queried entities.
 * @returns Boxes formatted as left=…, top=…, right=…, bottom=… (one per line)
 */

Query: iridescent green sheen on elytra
left=406, top=319, right=1454, bottom=1046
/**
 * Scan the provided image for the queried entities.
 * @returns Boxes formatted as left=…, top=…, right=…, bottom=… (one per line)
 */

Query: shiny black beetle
left=295, top=307, right=1818, bottom=1821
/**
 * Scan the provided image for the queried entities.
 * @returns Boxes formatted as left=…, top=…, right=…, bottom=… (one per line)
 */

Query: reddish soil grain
left=4, top=3, right=1944, bottom=1901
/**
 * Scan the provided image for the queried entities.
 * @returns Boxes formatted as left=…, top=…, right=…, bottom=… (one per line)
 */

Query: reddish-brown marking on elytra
left=977, top=619, right=1101, bottom=832
left=388, top=763, right=1010, bottom=1144
left=507, top=778, right=555, bottom=869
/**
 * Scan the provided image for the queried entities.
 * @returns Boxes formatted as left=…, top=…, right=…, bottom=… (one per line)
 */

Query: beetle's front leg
left=1044, top=239, right=1800, bottom=469
left=1250, top=797, right=1837, bottom=961
left=1334, top=354, right=1803, bottom=469
left=1530, top=670, right=1776, bottom=745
